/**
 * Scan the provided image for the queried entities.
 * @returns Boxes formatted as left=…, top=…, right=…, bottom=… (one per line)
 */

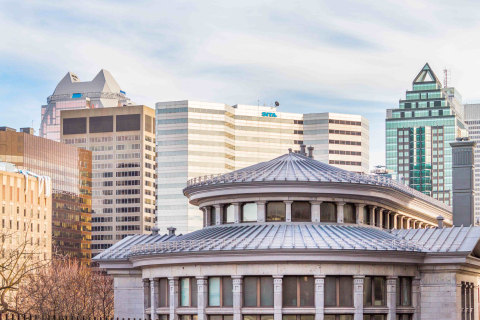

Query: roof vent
left=300, top=144, right=306, bottom=156
left=308, top=146, right=314, bottom=159
left=437, top=215, right=444, bottom=229
left=288, top=148, right=292, bottom=153
left=151, top=227, right=159, bottom=235
left=167, top=226, right=177, bottom=236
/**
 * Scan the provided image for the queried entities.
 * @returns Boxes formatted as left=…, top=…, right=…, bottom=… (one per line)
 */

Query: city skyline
left=4, top=1, right=480, bottom=168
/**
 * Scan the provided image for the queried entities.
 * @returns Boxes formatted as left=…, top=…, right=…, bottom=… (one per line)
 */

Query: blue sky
left=2, top=0, right=480, bottom=167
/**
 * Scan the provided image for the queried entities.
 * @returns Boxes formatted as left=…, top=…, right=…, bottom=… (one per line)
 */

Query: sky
left=2, top=0, right=480, bottom=167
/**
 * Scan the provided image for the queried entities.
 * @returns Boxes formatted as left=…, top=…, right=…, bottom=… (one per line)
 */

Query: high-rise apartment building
left=60, top=105, right=156, bottom=256
left=40, top=69, right=134, bottom=142
left=0, top=128, right=92, bottom=264
left=155, top=100, right=369, bottom=233
left=386, top=63, right=467, bottom=205
left=0, top=161, right=52, bottom=259
left=463, top=103, right=480, bottom=223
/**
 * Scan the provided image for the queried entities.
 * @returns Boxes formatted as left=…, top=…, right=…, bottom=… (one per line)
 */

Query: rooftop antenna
left=443, top=68, right=451, bottom=88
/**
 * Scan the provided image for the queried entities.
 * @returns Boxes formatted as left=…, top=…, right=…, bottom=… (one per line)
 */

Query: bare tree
left=0, top=224, right=50, bottom=315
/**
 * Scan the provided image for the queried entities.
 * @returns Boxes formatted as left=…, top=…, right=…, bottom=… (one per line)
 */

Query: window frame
left=179, top=277, right=197, bottom=308
left=209, top=276, right=233, bottom=307
left=243, top=276, right=274, bottom=307
left=158, top=278, right=170, bottom=308
left=324, top=276, right=354, bottom=307
left=291, top=202, right=311, bottom=222
left=395, top=277, right=412, bottom=306
left=282, top=276, right=315, bottom=307
left=266, top=202, right=286, bottom=222
left=363, top=276, right=386, bottom=307
left=241, top=203, right=257, bottom=222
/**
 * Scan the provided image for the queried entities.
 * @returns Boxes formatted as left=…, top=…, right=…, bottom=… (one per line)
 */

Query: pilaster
left=204, top=207, right=212, bottom=227
left=311, top=201, right=322, bottom=222
left=233, top=203, right=241, bottom=224
left=232, top=276, right=243, bottom=320
left=353, top=276, right=365, bottom=320
left=285, top=201, right=293, bottom=222
left=214, top=204, right=223, bottom=225
left=393, top=214, right=398, bottom=229
left=150, top=278, right=159, bottom=320
left=336, top=202, right=345, bottom=223
left=256, top=201, right=267, bottom=222
left=386, top=276, right=397, bottom=320
left=378, top=208, right=384, bottom=228
left=169, top=277, right=179, bottom=320
left=369, top=206, right=376, bottom=226
left=385, top=211, right=391, bottom=229
left=412, top=276, right=421, bottom=320
left=273, top=275, right=283, bottom=320
left=197, top=277, right=207, bottom=320
left=143, top=278, right=151, bottom=317
left=355, top=204, right=365, bottom=224
left=314, top=275, right=325, bottom=320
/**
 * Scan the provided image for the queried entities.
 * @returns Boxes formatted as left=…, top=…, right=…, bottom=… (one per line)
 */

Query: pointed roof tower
left=90, top=69, right=122, bottom=93
left=413, top=63, right=441, bottom=85
left=51, top=69, right=123, bottom=95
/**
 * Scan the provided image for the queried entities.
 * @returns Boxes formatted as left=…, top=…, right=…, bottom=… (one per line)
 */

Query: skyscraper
left=40, top=70, right=134, bottom=142
left=463, top=103, right=480, bottom=223
left=155, top=101, right=369, bottom=234
left=60, top=105, right=156, bottom=256
left=386, top=63, right=467, bottom=205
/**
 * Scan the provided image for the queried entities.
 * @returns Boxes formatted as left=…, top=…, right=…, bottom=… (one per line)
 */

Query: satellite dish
left=275, top=101, right=280, bottom=107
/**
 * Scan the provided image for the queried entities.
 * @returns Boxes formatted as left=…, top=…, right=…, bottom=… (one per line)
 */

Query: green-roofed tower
left=386, top=63, right=467, bottom=205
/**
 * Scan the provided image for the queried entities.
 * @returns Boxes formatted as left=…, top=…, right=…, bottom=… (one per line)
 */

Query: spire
left=413, top=63, right=441, bottom=85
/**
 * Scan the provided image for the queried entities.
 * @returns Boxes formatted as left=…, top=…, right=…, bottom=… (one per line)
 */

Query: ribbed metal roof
left=94, top=224, right=480, bottom=260
left=185, top=152, right=451, bottom=211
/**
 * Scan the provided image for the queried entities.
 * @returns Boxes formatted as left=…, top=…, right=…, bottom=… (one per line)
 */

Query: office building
left=96, top=149, right=476, bottom=320
left=0, top=128, right=92, bottom=264
left=156, top=100, right=369, bottom=234
left=40, top=69, right=134, bottom=142
left=463, top=103, right=480, bottom=223
left=386, top=63, right=467, bottom=205
left=60, top=105, right=156, bottom=256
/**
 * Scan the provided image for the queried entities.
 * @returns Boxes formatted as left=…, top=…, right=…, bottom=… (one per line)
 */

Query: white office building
left=155, top=101, right=369, bottom=234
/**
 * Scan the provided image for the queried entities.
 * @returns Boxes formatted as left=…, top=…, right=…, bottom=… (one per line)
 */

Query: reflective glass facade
left=0, top=131, right=92, bottom=264
left=386, top=63, right=466, bottom=205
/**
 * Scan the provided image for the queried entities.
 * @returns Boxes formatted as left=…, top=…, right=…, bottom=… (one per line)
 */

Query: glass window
left=325, top=276, right=353, bottom=307
left=242, top=203, right=257, bottom=222
left=224, top=205, right=235, bottom=224
left=180, top=278, right=190, bottom=307
left=364, top=277, right=386, bottom=306
left=243, top=276, right=274, bottom=307
left=222, top=277, right=233, bottom=307
left=282, top=276, right=314, bottom=307
left=211, top=207, right=216, bottom=225
left=320, top=202, right=337, bottom=222
left=363, top=316, right=386, bottom=320
left=210, top=317, right=233, bottom=320
left=324, top=316, right=353, bottom=320
left=283, top=317, right=314, bottom=320
left=243, top=316, right=273, bottom=320
left=292, top=202, right=311, bottom=222
left=343, top=204, right=356, bottom=223
left=159, top=278, right=170, bottom=307
left=260, top=277, right=274, bottom=307
left=396, top=277, right=412, bottom=306
left=266, top=202, right=286, bottom=222
left=395, top=315, right=411, bottom=320
left=209, top=277, right=221, bottom=307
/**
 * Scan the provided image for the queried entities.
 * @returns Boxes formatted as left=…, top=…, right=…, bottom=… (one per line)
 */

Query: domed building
left=96, top=145, right=480, bottom=320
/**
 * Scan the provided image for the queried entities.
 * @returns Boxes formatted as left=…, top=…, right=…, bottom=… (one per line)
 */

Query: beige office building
left=0, top=161, right=52, bottom=261
left=155, top=101, right=369, bottom=234
left=61, top=105, right=156, bottom=257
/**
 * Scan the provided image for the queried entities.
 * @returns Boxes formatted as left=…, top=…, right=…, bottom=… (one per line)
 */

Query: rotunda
left=96, top=151, right=480, bottom=320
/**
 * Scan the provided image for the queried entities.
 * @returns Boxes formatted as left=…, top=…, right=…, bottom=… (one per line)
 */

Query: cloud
left=3, top=0, right=480, bottom=168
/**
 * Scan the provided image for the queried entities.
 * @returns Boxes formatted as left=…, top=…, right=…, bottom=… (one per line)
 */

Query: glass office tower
left=386, top=63, right=467, bottom=205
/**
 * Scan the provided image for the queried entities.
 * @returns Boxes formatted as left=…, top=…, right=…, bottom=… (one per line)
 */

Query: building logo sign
left=262, top=112, right=277, bottom=117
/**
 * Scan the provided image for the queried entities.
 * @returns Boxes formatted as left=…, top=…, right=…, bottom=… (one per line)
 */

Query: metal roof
left=185, top=152, right=451, bottom=211
left=94, top=224, right=480, bottom=261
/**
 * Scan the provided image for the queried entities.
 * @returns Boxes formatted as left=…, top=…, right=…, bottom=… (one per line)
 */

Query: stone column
left=143, top=278, right=151, bottom=317
left=285, top=201, right=293, bottom=222
left=418, top=222, right=423, bottom=229
left=169, top=277, right=179, bottom=320
left=337, top=202, right=345, bottom=223
left=386, top=211, right=391, bottom=229
left=400, top=216, right=405, bottom=229
left=314, top=275, right=325, bottom=320
left=353, top=276, right=365, bottom=320
left=273, top=275, right=283, bottom=320
left=311, top=201, right=322, bottom=222
left=386, top=276, right=397, bottom=320
left=233, top=203, right=241, bottom=224
left=214, top=204, right=223, bottom=225
left=197, top=277, right=208, bottom=320
left=393, top=214, right=398, bottom=229
left=378, top=208, right=384, bottom=228
left=204, top=206, right=212, bottom=227
left=151, top=278, right=159, bottom=320
left=369, top=206, right=377, bottom=226
left=412, top=276, right=421, bottom=320
left=232, top=276, right=243, bottom=320
left=355, top=204, right=365, bottom=224
left=256, top=201, right=267, bottom=222
left=406, top=218, right=411, bottom=229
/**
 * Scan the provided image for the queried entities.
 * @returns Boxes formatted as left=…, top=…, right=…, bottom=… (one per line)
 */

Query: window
left=223, top=205, right=234, bottom=224
left=396, top=277, right=411, bottom=306
left=179, top=277, right=197, bottom=307
left=323, top=317, right=353, bottom=320
left=241, top=203, right=257, bottom=222
left=282, top=276, right=314, bottom=307
left=461, top=281, right=475, bottom=320
left=243, top=276, right=274, bottom=307
left=363, top=277, right=386, bottom=306
left=291, top=202, right=311, bottom=222
left=209, top=316, right=233, bottom=320
left=209, top=277, right=233, bottom=307
left=266, top=202, right=286, bottom=222
left=180, top=316, right=198, bottom=320
left=243, top=316, right=273, bottom=320
left=395, top=315, right=411, bottom=320
left=343, top=204, right=356, bottom=223
left=159, top=278, right=170, bottom=308
left=363, top=316, right=385, bottom=320
left=320, top=202, right=337, bottom=222
left=282, top=316, right=314, bottom=320
left=324, top=276, right=353, bottom=307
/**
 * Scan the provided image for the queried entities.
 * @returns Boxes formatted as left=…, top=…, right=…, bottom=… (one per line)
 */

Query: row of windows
left=329, top=150, right=361, bottom=156
left=329, top=140, right=361, bottom=146
left=328, top=119, right=362, bottom=126
left=116, top=216, right=140, bottom=222
left=147, top=315, right=412, bottom=320
left=328, top=129, right=361, bottom=136
left=329, top=160, right=362, bottom=166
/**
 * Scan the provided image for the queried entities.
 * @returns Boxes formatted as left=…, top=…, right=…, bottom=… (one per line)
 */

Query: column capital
left=314, top=275, right=326, bottom=279
left=336, top=201, right=346, bottom=206
left=232, top=275, right=243, bottom=279
left=353, top=275, right=366, bottom=279
left=272, top=275, right=284, bottom=279
left=369, top=205, right=377, bottom=209
left=195, top=276, right=207, bottom=279
left=213, top=203, right=223, bottom=208
left=232, top=202, right=241, bottom=205
left=283, top=200, right=294, bottom=203
left=255, top=200, right=267, bottom=204
left=386, top=276, right=398, bottom=280
left=354, top=203, right=366, bottom=208
left=168, top=276, right=179, bottom=280
left=378, top=208, right=385, bottom=213
left=310, top=200, right=323, bottom=205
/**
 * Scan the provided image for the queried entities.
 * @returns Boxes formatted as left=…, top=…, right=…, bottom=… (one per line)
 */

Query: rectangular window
left=209, top=277, right=233, bottom=307
left=243, top=316, right=273, bottom=320
left=243, top=276, right=274, bottom=307
left=282, top=276, right=314, bottom=307
left=396, top=277, right=412, bottom=306
left=179, top=277, right=197, bottom=307
left=89, top=116, right=114, bottom=133
left=324, top=276, right=353, bottom=307
left=363, top=277, right=386, bottom=306
left=63, top=117, right=87, bottom=135
left=209, top=316, right=233, bottom=320
left=116, top=114, right=141, bottom=132
left=282, top=317, right=315, bottom=320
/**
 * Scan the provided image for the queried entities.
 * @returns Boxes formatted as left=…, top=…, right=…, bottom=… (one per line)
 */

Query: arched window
left=211, top=207, right=216, bottom=225
left=266, top=202, right=285, bottom=222
left=242, top=203, right=257, bottom=222
left=292, top=202, right=311, bottom=222
left=223, top=205, right=234, bottom=224
left=320, top=202, right=337, bottom=222
left=344, top=203, right=356, bottom=223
